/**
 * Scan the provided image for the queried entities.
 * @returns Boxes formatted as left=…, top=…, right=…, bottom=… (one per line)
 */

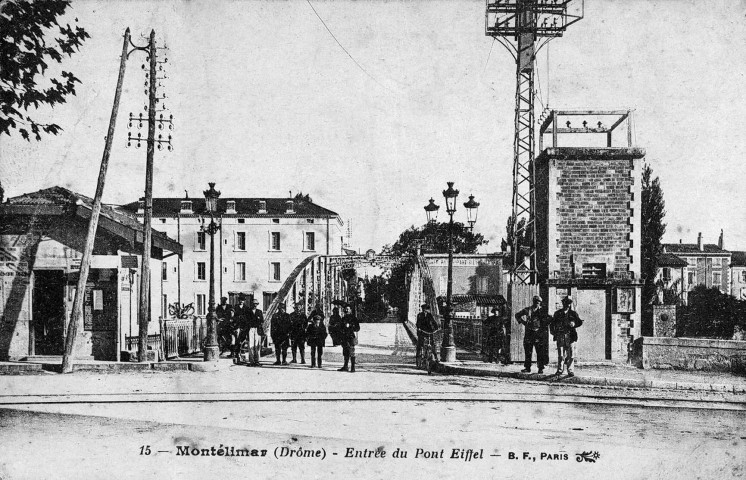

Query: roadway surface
left=1, top=324, right=744, bottom=479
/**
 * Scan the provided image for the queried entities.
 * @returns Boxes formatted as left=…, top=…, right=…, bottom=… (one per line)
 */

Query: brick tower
left=535, top=110, right=645, bottom=362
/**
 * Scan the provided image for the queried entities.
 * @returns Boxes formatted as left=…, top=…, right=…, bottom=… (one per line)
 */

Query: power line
left=306, top=0, right=388, bottom=91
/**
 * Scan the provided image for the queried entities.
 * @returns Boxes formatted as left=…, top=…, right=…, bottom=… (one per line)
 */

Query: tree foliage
left=500, top=214, right=532, bottom=268
left=294, top=192, right=312, bottom=203
left=641, top=163, right=667, bottom=306
left=677, top=286, right=746, bottom=339
left=0, top=0, right=89, bottom=141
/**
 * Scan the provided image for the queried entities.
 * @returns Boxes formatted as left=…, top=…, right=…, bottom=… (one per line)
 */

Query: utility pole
left=62, top=28, right=131, bottom=373
left=486, top=0, right=583, bottom=284
left=126, top=31, right=173, bottom=362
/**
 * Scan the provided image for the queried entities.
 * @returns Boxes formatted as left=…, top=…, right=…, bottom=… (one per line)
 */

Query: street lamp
left=425, top=182, right=479, bottom=363
left=463, top=194, right=480, bottom=231
left=202, top=182, right=221, bottom=361
left=424, top=198, right=440, bottom=224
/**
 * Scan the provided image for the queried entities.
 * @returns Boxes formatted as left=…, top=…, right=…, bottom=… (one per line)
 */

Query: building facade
left=729, top=251, right=746, bottom=301
left=535, top=146, right=646, bottom=362
left=662, top=232, right=731, bottom=297
left=121, top=196, right=344, bottom=314
left=0, top=187, right=181, bottom=361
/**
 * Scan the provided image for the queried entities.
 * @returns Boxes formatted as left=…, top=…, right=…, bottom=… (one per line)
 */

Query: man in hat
left=416, top=303, right=439, bottom=366
left=271, top=303, right=291, bottom=365
left=246, top=298, right=265, bottom=366
left=289, top=302, right=308, bottom=364
left=515, top=295, right=549, bottom=374
left=338, top=305, right=360, bottom=372
left=215, top=297, right=234, bottom=356
left=482, top=295, right=510, bottom=365
left=550, top=296, right=583, bottom=377
left=232, top=296, right=250, bottom=362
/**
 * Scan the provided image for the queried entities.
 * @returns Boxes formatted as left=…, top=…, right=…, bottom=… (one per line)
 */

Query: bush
left=677, top=286, right=746, bottom=339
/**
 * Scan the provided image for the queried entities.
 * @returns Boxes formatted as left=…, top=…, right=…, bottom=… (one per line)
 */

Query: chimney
left=718, top=229, right=724, bottom=250
left=697, top=232, right=703, bottom=251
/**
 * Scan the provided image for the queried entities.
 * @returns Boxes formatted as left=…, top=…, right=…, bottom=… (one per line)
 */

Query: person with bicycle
left=416, top=304, right=439, bottom=367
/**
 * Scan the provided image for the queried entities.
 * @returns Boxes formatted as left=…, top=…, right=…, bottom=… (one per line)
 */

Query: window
left=581, top=263, right=606, bottom=279
left=686, top=257, right=697, bottom=267
left=307, top=219, right=314, bottom=224
left=162, top=262, right=168, bottom=281
left=713, top=257, right=722, bottom=268
left=196, top=294, right=206, bottom=316
left=662, top=267, right=671, bottom=283
left=272, top=218, right=280, bottom=224
left=196, top=262, right=206, bottom=281
left=688, top=270, right=696, bottom=286
left=713, top=272, right=722, bottom=286
left=196, top=231, right=206, bottom=250
left=236, top=262, right=246, bottom=281
left=270, top=232, right=281, bottom=251
left=236, top=232, right=246, bottom=251
left=742, top=271, right=746, bottom=283
left=271, top=262, right=281, bottom=281
left=477, top=276, right=489, bottom=294
left=161, top=294, right=168, bottom=319
left=305, top=232, right=316, bottom=251
left=160, top=218, right=166, bottom=223
left=238, top=218, right=245, bottom=224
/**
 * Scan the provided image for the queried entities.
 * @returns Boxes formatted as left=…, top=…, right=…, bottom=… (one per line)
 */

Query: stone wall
left=652, top=305, right=676, bottom=337
left=632, top=336, right=746, bottom=373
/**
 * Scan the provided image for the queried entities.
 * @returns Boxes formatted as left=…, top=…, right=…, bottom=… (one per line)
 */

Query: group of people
left=216, top=296, right=264, bottom=366
left=475, top=294, right=583, bottom=376
left=514, top=295, right=583, bottom=376
left=215, top=297, right=361, bottom=372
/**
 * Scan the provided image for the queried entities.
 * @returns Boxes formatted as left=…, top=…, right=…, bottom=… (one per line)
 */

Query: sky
left=2, top=0, right=745, bottom=252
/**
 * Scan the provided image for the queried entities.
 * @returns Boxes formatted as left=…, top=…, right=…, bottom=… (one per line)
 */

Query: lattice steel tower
left=486, top=0, right=583, bottom=284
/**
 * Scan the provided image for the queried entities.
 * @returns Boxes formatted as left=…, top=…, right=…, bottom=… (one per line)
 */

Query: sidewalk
left=438, top=349, right=746, bottom=394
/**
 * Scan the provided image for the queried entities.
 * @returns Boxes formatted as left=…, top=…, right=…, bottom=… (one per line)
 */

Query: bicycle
left=417, top=329, right=440, bottom=375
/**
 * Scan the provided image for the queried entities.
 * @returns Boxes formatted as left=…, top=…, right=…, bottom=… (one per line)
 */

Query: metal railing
left=124, top=316, right=206, bottom=360
left=452, top=317, right=484, bottom=352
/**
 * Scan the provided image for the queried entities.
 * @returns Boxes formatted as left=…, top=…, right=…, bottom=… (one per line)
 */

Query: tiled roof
left=119, top=197, right=339, bottom=218
left=731, top=251, right=746, bottom=267
left=663, top=243, right=730, bottom=255
left=657, top=252, right=688, bottom=268
left=2, top=186, right=181, bottom=255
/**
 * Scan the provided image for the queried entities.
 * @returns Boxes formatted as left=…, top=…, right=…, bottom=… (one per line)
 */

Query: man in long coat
left=289, top=304, right=308, bottom=364
left=338, top=305, right=360, bottom=372
left=232, top=296, right=250, bottom=362
left=246, top=299, right=265, bottom=366
left=515, top=295, right=549, bottom=374
left=271, top=303, right=291, bottom=365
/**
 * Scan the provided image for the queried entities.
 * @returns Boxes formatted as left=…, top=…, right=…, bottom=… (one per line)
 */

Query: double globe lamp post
left=424, top=182, right=479, bottom=363
left=202, top=182, right=221, bottom=361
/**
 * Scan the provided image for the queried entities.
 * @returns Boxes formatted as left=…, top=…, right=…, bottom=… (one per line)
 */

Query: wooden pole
left=62, top=28, right=131, bottom=373
left=138, top=30, right=157, bottom=362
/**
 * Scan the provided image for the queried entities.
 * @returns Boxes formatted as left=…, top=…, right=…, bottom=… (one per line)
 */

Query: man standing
left=289, top=303, right=308, bottom=364
left=338, top=305, right=360, bottom=372
left=416, top=304, right=439, bottom=366
left=271, top=303, right=291, bottom=365
left=246, top=299, right=265, bottom=366
left=550, top=296, right=583, bottom=377
left=309, top=302, right=325, bottom=325
left=232, top=296, right=250, bottom=363
left=215, top=297, right=234, bottom=356
left=515, top=295, right=548, bottom=374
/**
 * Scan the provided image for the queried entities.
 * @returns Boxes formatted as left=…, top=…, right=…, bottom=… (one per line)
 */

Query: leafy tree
left=0, top=0, right=89, bottom=141
left=500, top=214, right=532, bottom=268
left=642, top=163, right=667, bottom=307
left=677, top=286, right=746, bottom=339
left=293, top=192, right=312, bottom=203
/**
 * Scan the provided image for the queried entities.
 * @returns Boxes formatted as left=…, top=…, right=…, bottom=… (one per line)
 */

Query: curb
left=0, top=363, right=44, bottom=375
left=436, top=363, right=746, bottom=394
